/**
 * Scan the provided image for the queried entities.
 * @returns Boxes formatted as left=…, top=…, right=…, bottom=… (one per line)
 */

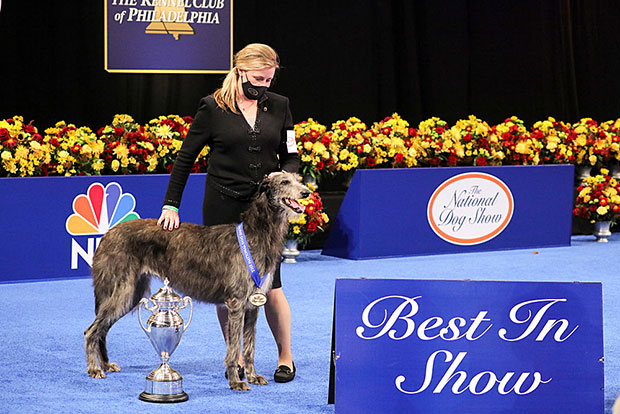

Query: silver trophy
left=138, top=278, right=193, bottom=403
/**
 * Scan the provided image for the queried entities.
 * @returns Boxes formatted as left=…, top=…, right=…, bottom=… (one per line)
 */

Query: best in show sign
left=104, top=0, right=233, bottom=73
left=334, top=279, right=603, bottom=413
left=322, top=165, right=574, bottom=259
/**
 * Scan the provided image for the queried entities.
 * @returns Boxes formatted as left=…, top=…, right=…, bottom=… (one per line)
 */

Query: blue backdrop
left=322, top=165, right=574, bottom=259
left=0, top=174, right=206, bottom=282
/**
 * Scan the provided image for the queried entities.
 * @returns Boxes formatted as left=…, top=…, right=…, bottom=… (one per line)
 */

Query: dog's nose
left=301, top=191, right=311, bottom=198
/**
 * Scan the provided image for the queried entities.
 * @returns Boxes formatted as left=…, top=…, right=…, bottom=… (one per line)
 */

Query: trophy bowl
left=138, top=278, right=192, bottom=403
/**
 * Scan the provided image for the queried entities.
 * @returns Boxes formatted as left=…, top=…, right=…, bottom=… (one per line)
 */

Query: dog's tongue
left=290, top=199, right=305, bottom=212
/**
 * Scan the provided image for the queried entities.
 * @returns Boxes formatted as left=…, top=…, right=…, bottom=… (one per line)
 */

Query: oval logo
left=427, top=172, right=514, bottom=245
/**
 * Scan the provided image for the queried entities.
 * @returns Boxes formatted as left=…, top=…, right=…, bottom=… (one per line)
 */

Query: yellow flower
left=589, top=155, right=597, bottom=166
left=111, top=159, right=120, bottom=172
left=1, top=150, right=12, bottom=160
left=113, top=144, right=129, bottom=159
left=293, top=226, right=301, bottom=234
left=601, top=168, right=610, bottom=175
left=596, top=206, right=609, bottom=216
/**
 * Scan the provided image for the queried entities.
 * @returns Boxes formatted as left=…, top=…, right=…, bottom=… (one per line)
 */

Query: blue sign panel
left=0, top=174, right=206, bottom=282
left=322, top=165, right=574, bottom=259
left=104, top=0, right=233, bottom=73
left=334, top=278, right=603, bottom=413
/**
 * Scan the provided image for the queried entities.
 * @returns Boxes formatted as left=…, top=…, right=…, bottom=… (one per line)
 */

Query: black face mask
left=241, top=78, right=268, bottom=101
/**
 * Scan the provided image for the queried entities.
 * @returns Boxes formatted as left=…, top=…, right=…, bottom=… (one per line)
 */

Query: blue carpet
left=1, top=234, right=619, bottom=413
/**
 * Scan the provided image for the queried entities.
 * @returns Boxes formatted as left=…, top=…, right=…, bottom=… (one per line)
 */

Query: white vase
left=303, top=174, right=318, bottom=189
left=282, top=239, right=300, bottom=263
left=575, top=165, right=592, bottom=183
left=610, top=162, right=620, bottom=179
left=593, top=221, right=612, bottom=242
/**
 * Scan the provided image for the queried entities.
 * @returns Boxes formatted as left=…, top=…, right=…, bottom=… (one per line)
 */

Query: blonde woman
left=158, top=43, right=299, bottom=383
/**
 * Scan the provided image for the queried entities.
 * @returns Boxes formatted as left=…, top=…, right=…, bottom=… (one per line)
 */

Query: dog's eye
left=281, top=180, right=290, bottom=185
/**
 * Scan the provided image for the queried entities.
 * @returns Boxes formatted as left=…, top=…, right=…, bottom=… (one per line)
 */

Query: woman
left=157, top=43, right=299, bottom=383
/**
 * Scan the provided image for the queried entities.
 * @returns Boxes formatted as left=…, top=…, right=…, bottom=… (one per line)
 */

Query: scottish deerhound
left=84, top=172, right=309, bottom=391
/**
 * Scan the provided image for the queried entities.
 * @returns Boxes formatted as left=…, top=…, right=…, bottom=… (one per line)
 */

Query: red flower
left=366, top=157, right=376, bottom=167
left=476, top=156, right=488, bottom=166
left=448, top=154, right=458, bottom=165
left=382, top=127, right=391, bottom=135
left=435, top=127, right=444, bottom=134
left=307, top=222, right=318, bottom=232
left=23, top=125, right=36, bottom=134
left=0, top=128, right=9, bottom=140
left=50, top=137, right=60, bottom=146
left=463, top=133, right=472, bottom=142
left=114, top=127, right=124, bottom=137
left=408, top=128, right=417, bottom=137
left=309, top=130, right=319, bottom=139
left=339, top=122, right=347, bottom=130
left=317, top=161, right=325, bottom=170
left=394, top=153, right=404, bottom=164
left=321, top=135, right=331, bottom=145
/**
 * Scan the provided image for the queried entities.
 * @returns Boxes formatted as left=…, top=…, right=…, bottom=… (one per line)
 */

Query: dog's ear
left=257, top=175, right=271, bottom=194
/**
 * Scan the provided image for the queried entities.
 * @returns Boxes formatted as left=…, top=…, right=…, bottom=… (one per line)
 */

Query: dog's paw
left=87, top=368, right=106, bottom=379
left=247, top=375, right=268, bottom=385
left=229, top=381, right=251, bottom=391
left=103, top=362, right=120, bottom=372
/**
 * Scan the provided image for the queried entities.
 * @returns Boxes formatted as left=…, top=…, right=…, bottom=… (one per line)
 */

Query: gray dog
left=84, top=172, right=309, bottom=391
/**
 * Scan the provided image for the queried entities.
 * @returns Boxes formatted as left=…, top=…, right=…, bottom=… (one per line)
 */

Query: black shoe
left=224, top=364, right=245, bottom=380
left=274, top=362, right=296, bottom=383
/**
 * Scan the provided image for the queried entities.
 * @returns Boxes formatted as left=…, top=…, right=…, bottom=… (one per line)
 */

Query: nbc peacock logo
left=67, top=182, right=140, bottom=269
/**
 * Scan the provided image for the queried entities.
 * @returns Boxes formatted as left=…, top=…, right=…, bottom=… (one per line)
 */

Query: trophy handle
left=180, top=296, right=193, bottom=333
left=138, top=298, right=157, bottom=333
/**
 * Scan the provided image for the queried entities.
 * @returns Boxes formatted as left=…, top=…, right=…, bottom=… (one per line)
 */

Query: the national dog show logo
left=427, top=172, right=514, bottom=245
left=67, top=182, right=140, bottom=268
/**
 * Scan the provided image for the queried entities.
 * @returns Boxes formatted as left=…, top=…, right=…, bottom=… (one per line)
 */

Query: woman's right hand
left=157, top=208, right=180, bottom=231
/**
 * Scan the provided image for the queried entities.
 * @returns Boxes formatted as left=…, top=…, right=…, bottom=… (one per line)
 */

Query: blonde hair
left=213, top=43, right=280, bottom=113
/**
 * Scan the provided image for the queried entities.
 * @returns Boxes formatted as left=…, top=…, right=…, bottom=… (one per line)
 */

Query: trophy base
left=139, top=391, right=188, bottom=403
left=140, top=363, right=188, bottom=403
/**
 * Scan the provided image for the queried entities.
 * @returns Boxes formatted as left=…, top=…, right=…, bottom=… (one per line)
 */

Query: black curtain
left=1, top=1, right=619, bottom=130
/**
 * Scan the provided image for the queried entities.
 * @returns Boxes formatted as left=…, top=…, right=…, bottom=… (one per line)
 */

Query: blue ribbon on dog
left=236, top=222, right=269, bottom=288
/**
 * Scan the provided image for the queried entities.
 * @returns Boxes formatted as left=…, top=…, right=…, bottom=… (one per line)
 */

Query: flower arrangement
left=330, top=117, right=370, bottom=170
left=450, top=115, right=500, bottom=166
left=294, top=118, right=338, bottom=182
left=43, top=121, right=105, bottom=176
left=287, top=189, right=329, bottom=248
left=491, top=116, right=538, bottom=165
left=573, top=169, right=620, bottom=223
left=145, top=114, right=205, bottom=173
left=367, top=113, right=419, bottom=168
left=601, top=119, right=620, bottom=164
left=531, top=117, right=573, bottom=164
left=98, top=114, right=157, bottom=174
left=568, top=118, right=609, bottom=167
left=0, top=116, right=47, bottom=177
left=416, top=117, right=455, bottom=166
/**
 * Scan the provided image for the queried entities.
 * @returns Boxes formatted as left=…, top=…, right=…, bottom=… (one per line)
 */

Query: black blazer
left=164, top=92, right=300, bottom=207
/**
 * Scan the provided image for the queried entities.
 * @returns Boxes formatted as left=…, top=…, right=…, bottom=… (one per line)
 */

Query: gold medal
left=249, top=291, right=267, bottom=307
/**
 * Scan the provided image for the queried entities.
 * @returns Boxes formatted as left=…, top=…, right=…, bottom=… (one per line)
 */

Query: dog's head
left=260, top=172, right=311, bottom=219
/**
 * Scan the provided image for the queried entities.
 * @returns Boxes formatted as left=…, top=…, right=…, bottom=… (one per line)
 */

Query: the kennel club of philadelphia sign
left=333, top=279, right=603, bottom=413
left=104, top=0, right=233, bottom=73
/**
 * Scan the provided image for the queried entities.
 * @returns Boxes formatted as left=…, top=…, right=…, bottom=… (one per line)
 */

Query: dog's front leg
left=225, top=298, right=251, bottom=391
left=243, top=306, right=268, bottom=385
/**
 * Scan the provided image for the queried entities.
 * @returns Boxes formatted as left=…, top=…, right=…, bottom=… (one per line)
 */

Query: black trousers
left=202, top=182, right=282, bottom=289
